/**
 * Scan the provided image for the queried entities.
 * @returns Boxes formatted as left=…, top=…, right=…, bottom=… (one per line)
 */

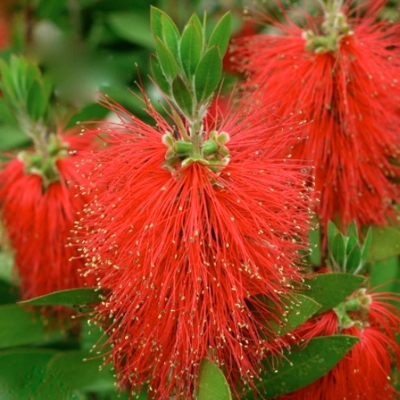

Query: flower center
left=162, top=128, right=230, bottom=173
left=18, top=134, right=69, bottom=188
left=302, top=1, right=353, bottom=53
left=334, top=288, right=372, bottom=330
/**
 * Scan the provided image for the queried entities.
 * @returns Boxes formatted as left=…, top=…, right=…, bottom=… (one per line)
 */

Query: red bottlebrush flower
left=235, top=0, right=400, bottom=232
left=0, top=129, right=96, bottom=302
left=280, top=290, right=400, bottom=400
left=78, top=95, right=311, bottom=399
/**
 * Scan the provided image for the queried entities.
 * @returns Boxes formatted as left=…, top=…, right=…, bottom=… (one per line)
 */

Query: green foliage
left=252, top=335, right=359, bottom=398
left=0, top=305, right=65, bottom=348
left=197, top=359, right=232, bottom=400
left=19, top=288, right=103, bottom=309
left=208, top=12, right=232, bottom=58
left=327, top=221, right=372, bottom=274
left=0, top=349, right=62, bottom=400
left=274, top=293, right=321, bottom=336
left=172, top=75, right=193, bottom=115
left=0, top=56, right=52, bottom=123
left=304, top=273, right=365, bottom=314
left=150, top=6, right=231, bottom=119
left=194, top=46, right=223, bottom=103
left=180, top=22, right=202, bottom=76
left=365, top=225, right=400, bottom=262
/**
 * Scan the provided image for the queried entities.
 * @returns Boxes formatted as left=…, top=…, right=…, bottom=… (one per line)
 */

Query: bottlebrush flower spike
left=234, top=0, right=400, bottom=232
left=77, top=93, right=312, bottom=399
left=0, top=128, right=96, bottom=304
left=280, top=289, right=400, bottom=400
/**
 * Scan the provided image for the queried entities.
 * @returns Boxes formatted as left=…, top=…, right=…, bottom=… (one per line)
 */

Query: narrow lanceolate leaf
left=161, top=14, right=181, bottom=61
left=208, top=12, right=232, bottom=58
left=180, top=22, right=202, bottom=77
left=361, top=227, right=372, bottom=260
left=346, top=245, right=362, bottom=273
left=172, top=75, right=193, bottom=116
left=197, top=359, right=232, bottom=400
left=327, top=220, right=339, bottom=250
left=274, top=293, right=321, bottom=336
left=19, top=287, right=102, bottom=308
left=194, top=46, right=222, bottom=104
left=155, top=37, right=179, bottom=81
left=303, top=273, right=365, bottom=315
left=150, top=6, right=164, bottom=39
left=188, top=13, right=203, bottom=48
left=0, top=305, right=64, bottom=348
left=26, top=79, right=46, bottom=121
left=331, top=233, right=346, bottom=268
left=346, top=220, right=359, bottom=241
left=254, top=335, right=359, bottom=398
left=150, top=55, right=170, bottom=94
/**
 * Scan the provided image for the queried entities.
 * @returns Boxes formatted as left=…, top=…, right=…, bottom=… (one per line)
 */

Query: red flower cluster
left=279, top=290, right=400, bottom=400
left=0, top=129, right=95, bottom=303
left=78, top=96, right=311, bottom=399
left=234, top=0, right=400, bottom=231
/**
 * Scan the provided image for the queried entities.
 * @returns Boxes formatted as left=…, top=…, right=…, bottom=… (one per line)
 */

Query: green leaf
left=180, top=22, right=202, bottom=77
left=275, top=294, right=321, bottom=336
left=194, top=45, right=222, bottom=104
left=197, top=359, right=232, bottom=400
left=155, top=37, right=179, bottom=81
left=150, top=6, right=164, bottom=40
left=345, top=235, right=358, bottom=255
left=172, top=75, right=193, bottom=116
left=0, top=124, right=30, bottom=151
left=161, top=14, right=181, bottom=61
left=346, top=245, right=362, bottom=273
left=255, top=335, right=359, bottom=398
left=188, top=13, right=203, bottom=45
left=330, top=233, right=346, bottom=268
left=370, top=257, right=400, bottom=294
left=304, top=273, right=365, bottom=314
left=346, top=220, right=358, bottom=240
left=0, top=349, right=62, bottom=400
left=0, top=305, right=64, bottom=348
left=26, top=79, right=46, bottom=121
left=108, top=12, right=154, bottom=49
left=327, top=220, right=338, bottom=250
left=19, top=287, right=102, bottom=308
left=0, top=59, right=18, bottom=106
left=150, top=55, right=170, bottom=95
left=208, top=12, right=232, bottom=58
left=365, top=225, right=400, bottom=262
left=361, top=227, right=372, bottom=260
left=44, top=350, right=115, bottom=392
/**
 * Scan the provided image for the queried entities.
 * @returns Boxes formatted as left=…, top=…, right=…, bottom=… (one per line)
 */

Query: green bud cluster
left=18, top=134, right=69, bottom=188
left=327, top=221, right=372, bottom=275
left=162, top=129, right=230, bottom=173
left=334, top=288, right=372, bottom=330
left=303, top=5, right=353, bottom=53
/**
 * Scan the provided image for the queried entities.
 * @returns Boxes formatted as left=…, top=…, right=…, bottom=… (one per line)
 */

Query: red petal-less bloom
left=0, top=129, right=96, bottom=301
left=234, top=1, right=400, bottom=232
left=279, top=291, right=400, bottom=400
left=78, top=96, right=311, bottom=399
